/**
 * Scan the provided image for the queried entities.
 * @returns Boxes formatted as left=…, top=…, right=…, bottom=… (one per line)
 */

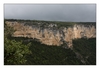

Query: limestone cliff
left=6, top=21, right=96, bottom=48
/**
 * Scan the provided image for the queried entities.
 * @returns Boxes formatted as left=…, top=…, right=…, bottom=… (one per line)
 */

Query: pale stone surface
left=6, top=21, right=96, bottom=48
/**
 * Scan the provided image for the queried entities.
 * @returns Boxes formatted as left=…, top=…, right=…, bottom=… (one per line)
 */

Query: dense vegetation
left=5, top=19, right=96, bottom=28
left=73, top=38, right=96, bottom=65
left=4, top=22, right=31, bottom=65
left=10, top=37, right=83, bottom=65
left=9, top=37, right=96, bottom=65
left=4, top=19, right=96, bottom=65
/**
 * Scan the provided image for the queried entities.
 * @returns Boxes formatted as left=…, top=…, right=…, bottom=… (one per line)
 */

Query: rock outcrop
left=6, top=21, right=96, bottom=48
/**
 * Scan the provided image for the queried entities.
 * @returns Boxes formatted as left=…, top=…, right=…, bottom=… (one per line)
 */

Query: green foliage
left=11, top=37, right=83, bottom=65
left=4, top=38, right=31, bottom=65
left=73, top=38, right=96, bottom=65
left=4, top=20, right=31, bottom=65
left=11, top=37, right=96, bottom=65
left=4, top=22, right=15, bottom=39
left=4, top=19, right=96, bottom=65
left=5, top=19, right=96, bottom=28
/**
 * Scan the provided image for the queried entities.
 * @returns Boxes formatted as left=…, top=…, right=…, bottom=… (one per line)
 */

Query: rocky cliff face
left=6, top=21, right=96, bottom=48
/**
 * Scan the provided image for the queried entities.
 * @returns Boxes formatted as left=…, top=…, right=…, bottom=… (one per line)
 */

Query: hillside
left=5, top=19, right=96, bottom=48
left=10, top=37, right=96, bottom=65
left=4, top=19, right=96, bottom=65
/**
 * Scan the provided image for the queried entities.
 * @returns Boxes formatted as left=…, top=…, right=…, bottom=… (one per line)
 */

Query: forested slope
left=4, top=19, right=96, bottom=65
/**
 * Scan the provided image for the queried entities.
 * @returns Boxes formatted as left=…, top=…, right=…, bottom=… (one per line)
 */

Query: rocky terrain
left=6, top=21, right=96, bottom=48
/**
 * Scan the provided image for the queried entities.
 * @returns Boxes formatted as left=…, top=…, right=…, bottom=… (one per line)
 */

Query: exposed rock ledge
left=6, top=21, right=96, bottom=48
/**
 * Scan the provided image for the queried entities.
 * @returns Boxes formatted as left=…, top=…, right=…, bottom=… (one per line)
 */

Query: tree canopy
left=4, top=21, right=31, bottom=65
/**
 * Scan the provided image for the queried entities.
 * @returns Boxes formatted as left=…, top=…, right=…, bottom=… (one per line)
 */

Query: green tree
left=4, top=21, right=15, bottom=39
left=4, top=20, right=31, bottom=65
left=4, top=38, right=31, bottom=65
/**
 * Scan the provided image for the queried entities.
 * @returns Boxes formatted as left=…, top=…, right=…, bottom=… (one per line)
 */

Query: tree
left=4, top=38, right=31, bottom=65
left=4, top=21, right=15, bottom=39
left=4, top=20, right=31, bottom=65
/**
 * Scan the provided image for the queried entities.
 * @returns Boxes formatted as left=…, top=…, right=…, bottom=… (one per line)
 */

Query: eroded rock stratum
left=6, top=21, right=96, bottom=48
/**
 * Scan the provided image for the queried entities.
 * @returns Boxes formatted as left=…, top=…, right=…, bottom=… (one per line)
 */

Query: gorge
left=5, top=21, right=96, bottom=49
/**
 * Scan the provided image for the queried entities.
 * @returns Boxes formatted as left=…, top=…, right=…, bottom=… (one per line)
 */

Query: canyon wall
left=6, top=21, right=96, bottom=48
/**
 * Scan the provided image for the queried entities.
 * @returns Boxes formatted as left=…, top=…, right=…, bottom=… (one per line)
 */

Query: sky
left=4, top=4, right=96, bottom=22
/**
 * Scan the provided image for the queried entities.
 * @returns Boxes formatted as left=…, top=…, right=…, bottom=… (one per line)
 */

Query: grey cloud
left=4, top=4, right=96, bottom=22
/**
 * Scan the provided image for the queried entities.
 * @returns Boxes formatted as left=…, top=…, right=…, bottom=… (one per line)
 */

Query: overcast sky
left=4, top=4, right=96, bottom=22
